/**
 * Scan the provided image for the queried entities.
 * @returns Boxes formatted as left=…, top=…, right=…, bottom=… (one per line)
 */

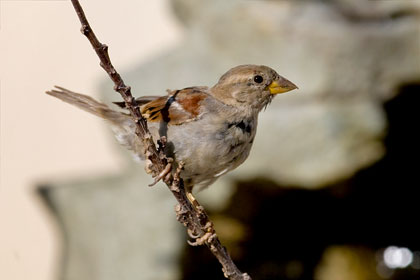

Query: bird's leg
left=170, top=164, right=215, bottom=246
left=185, top=185, right=216, bottom=246
left=186, top=188, right=200, bottom=209
left=185, top=184, right=204, bottom=214
left=148, top=136, right=173, bottom=187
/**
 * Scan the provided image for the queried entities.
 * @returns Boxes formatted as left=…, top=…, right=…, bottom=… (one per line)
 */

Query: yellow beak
left=268, top=79, right=298, bottom=94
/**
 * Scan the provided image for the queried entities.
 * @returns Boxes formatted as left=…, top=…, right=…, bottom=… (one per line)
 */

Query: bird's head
left=211, top=65, right=298, bottom=112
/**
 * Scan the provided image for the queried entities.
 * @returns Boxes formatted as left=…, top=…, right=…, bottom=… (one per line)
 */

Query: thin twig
left=68, top=1, right=251, bottom=279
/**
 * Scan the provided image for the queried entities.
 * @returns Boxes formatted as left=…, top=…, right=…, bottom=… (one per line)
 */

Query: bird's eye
left=253, top=75, right=263, bottom=84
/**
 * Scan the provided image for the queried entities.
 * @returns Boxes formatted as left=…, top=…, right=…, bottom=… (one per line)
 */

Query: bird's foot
left=187, top=221, right=215, bottom=246
left=148, top=157, right=173, bottom=187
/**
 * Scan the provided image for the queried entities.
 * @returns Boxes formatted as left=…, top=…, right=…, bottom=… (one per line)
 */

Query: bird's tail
left=46, top=86, right=128, bottom=124
left=46, top=86, right=146, bottom=159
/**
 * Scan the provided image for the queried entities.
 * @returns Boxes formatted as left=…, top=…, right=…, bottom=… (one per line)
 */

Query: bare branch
left=68, top=1, right=251, bottom=279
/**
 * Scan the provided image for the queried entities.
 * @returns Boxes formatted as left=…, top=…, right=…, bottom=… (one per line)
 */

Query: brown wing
left=140, top=87, right=209, bottom=125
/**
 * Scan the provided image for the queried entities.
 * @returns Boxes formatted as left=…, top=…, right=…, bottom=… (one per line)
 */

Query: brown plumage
left=140, top=88, right=208, bottom=124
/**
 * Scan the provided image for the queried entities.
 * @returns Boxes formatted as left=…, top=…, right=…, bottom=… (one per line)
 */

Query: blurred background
left=1, top=0, right=419, bottom=280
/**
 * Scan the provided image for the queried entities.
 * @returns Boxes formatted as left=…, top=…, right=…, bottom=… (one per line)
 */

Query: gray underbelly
left=170, top=131, right=254, bottom=186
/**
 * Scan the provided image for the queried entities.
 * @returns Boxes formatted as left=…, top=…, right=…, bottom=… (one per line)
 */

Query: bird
left=46, top=64, right=297, bottom=201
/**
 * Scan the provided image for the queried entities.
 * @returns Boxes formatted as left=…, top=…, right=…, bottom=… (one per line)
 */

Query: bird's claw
left=187, top=221, right=215, bottom=246
left=188, top=232, right=216, bottom=246
left=148, top=158, right=173, bottom=187
left=187, top=228, right=200, bottom=239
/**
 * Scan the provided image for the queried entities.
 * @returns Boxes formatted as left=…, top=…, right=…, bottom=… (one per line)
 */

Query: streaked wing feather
left=141, top=87, right=209, bottom=125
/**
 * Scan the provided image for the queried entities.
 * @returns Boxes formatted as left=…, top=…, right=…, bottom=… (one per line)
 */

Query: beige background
left=0, top=1, right=182, bottom=279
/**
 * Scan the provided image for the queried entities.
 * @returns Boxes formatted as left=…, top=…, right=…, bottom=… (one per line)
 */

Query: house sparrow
left=47, top=65, right=297, bottom=195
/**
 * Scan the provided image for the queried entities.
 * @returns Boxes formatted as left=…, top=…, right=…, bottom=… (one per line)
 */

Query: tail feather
left=46, top=86, right=146, bottom=159
left=46, top=86, right=127, bottom=124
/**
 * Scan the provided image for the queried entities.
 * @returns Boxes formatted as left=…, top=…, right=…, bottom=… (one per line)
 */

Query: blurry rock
left=39, top=172, right=183, bottom=280
left=102, top=0, right=420, bottom=188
